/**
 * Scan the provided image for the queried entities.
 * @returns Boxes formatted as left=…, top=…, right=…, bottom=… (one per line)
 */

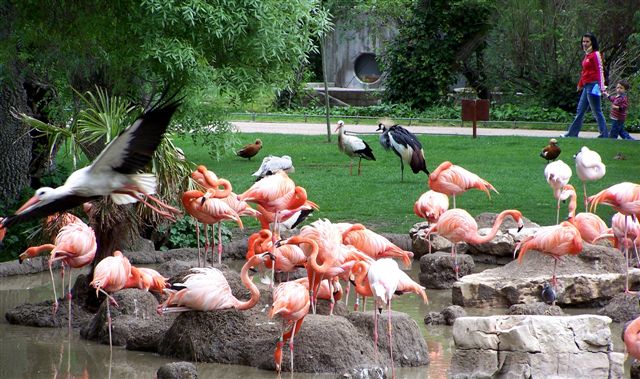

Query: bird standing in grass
left=377, top=122, right=428, bottom=181
left=540, top=138, right=561, bottom=163
left=335, top=120, right=376, bottom=175
left=574, top=146, right=606, bottom=211
left=544, top=160, right=572, bottom=224
left=428, top=161, right=498, bottom=208
left=236, top=139, right=262, bottom=160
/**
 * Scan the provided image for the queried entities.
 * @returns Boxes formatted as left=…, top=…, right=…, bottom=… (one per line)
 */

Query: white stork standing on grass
left=1, top=91, right=183, bottom=231
left=377, top=123, right=429, bottom=182
left=335, top=120, right=376, bottom=176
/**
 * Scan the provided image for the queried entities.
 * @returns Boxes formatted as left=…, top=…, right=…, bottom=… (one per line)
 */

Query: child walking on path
left=605, top=80, right=634, bottom=140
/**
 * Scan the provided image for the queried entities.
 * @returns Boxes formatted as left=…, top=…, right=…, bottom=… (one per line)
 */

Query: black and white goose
left=1, top=92, right=183, bottom=230
left=335, top=120, right=376, bottom=176
left=377, top=123, right=429, bottom=181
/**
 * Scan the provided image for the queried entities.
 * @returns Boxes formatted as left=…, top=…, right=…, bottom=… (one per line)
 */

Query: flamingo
left=544, top=160, right=572, bottom=224
left=377, top=123, right=429, bottom=181
left=245, top=229, right=307, bottom=282
left=589, top=182, right=640, bottom=292
left=125, top=266, right=169, bottom=293
left=624, top=315, right=640, bottom=360
left=593, top=212, right=640, bottom=292
left=414, top=190, right=449, bottom=224
left=341, top=223, right=414, bottom=268
left=182, top=188, right=243, bottom=265
left=269, top=278, right=310, bottom=374
left=574, top=146, right=606, bottom=211
left=428, top=161, right=498, bottom=208
left=90, top=250, right=132, bottom=352
left=426, top=209, right=523, bottom=279
left=1, top=93, right=182, bottom=230
left=559, top=184, right=610, bottom=243
left=335, top=120, right=376, bottom=176
left=514, top=221, right=583, bottom=289
left=157, top=252, right=269, bottom=313
left=19, top=216, right=96, bottom=329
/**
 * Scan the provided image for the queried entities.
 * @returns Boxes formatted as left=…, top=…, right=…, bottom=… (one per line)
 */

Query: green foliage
left=382, top=0, right=496, bottom=108
left=158, top=215, right=233, bottom=251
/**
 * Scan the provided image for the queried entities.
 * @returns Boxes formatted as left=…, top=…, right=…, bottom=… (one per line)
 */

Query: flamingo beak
left=16, top=195, right=41, bottom=214
left=274, top=238, right=286, bottom=247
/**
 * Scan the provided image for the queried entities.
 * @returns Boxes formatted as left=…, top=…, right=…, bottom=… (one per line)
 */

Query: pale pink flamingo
left=426, top=208, right=524, bottom=279
left=270, top=278, right=310, bottom=374
left=514, top=221, right=583, bottom=289
left=90, top=250, right=132, bottom=352
left=574, top=146, right=606, bottom=211
left=157, top=252, right=269, bottom=313
left=245, top=229, right=307, bottom=282
left=594, top=212, right=640, bottom=291
left=428, top=161, right=498, bottom=208
left=19, top=216, right=96, bottom=328
left=560, top=184, right=611, bottom=243
left=544, top=159, right=572, bottom=224
left=414, top=190, right=449, bottom=224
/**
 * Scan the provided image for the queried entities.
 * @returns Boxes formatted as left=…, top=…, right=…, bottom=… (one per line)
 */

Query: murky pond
left=0, top=262, right=628, bottom=378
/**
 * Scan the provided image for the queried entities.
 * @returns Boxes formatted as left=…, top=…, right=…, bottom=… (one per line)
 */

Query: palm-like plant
left=15, top=86, right=191, bottom=262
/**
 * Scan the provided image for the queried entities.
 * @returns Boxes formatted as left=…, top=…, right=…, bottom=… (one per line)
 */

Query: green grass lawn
left=173, top=132, right=639, bottom=235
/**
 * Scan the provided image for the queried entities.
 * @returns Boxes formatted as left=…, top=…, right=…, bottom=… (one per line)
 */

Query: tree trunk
left=0, top=2, right=32, bottom=211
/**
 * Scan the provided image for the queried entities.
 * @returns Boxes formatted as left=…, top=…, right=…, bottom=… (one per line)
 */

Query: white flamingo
left=544, top=160, right=572, bottom=224
left=574, top=146, right=606, bottom=211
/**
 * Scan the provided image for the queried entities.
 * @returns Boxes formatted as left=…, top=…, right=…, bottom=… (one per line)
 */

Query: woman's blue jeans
left=565, top=82, right=608, bottom=137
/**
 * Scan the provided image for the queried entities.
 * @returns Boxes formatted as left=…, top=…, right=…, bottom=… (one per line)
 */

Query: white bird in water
left=1, top=92, right=183, bottom=230
left=544, top=160, right=572, bottom=224
left=252, top=155, right=294, bottom=180
left=574, top=146, right=606, bottom=212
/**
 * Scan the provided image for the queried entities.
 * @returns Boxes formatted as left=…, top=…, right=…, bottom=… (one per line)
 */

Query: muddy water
left=0, top=263, right=627, bottom=379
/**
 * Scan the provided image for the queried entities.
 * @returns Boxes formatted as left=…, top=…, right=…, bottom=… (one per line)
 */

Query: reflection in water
left=0, top=263, right=629, bottom=378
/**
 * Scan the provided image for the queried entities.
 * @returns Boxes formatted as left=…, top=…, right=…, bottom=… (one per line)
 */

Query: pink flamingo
left=426, top=208, right=523, bottom=279
left=341, top=223, right=414, bottom=268
left=514, top=221, right=583, bottom=289
left=414, top=190, right=449, bottom=224
left=624, top=315, right=640, bottom=360
left=125, top=266, right=169, bottom=293
left=560, top=184, right=611, bottom=243
left=428, top=161, right=498, bottom=208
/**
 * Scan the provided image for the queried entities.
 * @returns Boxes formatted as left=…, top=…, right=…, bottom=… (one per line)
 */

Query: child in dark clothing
left=605, top=80, right=634, bottom=140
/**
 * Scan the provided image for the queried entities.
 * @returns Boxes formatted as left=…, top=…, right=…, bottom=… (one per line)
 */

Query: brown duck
left=236, top=139, right=262, bottom=160
left=540, top=138, right=561, bottom=163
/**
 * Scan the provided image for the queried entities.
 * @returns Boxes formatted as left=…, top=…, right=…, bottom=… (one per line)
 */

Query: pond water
left=0, top=262, right=628, bottom=379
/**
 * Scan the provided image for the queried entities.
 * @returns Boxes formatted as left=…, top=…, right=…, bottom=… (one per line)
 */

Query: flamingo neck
left=470, top=210, right=518, bottom=244
left=235, top=256, right=261, bottom=310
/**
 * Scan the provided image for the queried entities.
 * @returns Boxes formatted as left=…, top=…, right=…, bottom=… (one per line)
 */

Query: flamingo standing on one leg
left=157, top=253, right=269, bottom=313
left=514, top=222, right=583, bottom=289
left=594, top=212, right=640, bottom=289
left=19, top=216, right=96, bottom=329
left=90, top=251, right=132, bottom=353
left=544, top=160, right=572, bottom=224
left=589, top=182, right=640, bottom=292
left=269, top=278, right=310, bottom=374
left=428, top=161, right=498, bottom=208
left=426, top=209, right=524, bottom=279
left=574, top=146, right=606, bottom=212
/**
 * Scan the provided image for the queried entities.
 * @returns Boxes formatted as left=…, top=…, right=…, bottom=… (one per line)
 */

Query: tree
left=381, top=0, right=496, bottom=108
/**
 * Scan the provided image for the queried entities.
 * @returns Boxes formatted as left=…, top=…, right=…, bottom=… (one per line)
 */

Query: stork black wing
left=90, top=92, right=183, bottom=175
left=1, top=194, right=99, bottom=229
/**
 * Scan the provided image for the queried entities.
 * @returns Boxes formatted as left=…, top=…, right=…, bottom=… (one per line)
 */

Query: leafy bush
left=158, top=216, right=232, bottom=251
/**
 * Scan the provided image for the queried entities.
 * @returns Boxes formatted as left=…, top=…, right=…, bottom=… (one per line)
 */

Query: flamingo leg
left=552, top=259, right=558, bottom=289
left=344, top=281, right=350, bottom=307
left=373, top=307, right=379, bottom=360
left=270, top=211, right=280, bottom=287
left=203, top=224, right=210, bottom=265
left=582, top=181, right=589, bottom=213
left=624, top=216, right=630, bottom=293
left=194, top=217, right=202, bottom=267
left=49, top=258, right=60, bottom=315
left=452, top=243, right=459, bottom=281
left=354, top=295, right=360, bottom=312
left=289, top=320, right=297, bottom=373
left=387, top=299, right=395, bottom=379
left=328, top=281, right=335, bottom=316
left=555, top=198, right=561, bottom=225
left=67, top=266, right=73, bottom=332
left=362, top=295, right=367, bottom=312
left=217, top=222, right=223, bottom=264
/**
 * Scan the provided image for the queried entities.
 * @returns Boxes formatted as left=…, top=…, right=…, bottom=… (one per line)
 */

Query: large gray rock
left=419, top=252, right=474, bottom=289
left=452, top=243, right=640, bottom=307
left=81, top=289, right=176, bottom=350
left=599, top=292, right=640, bottom=322
left=156, top=362, right=198, bottom=379
left=409, top=222, right=454, bottom=260
left=450, top=315, right=624, bottom=379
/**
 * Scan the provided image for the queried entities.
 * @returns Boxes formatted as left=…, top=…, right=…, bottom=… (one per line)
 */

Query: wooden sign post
left=461, top=99, right=490, bottom=138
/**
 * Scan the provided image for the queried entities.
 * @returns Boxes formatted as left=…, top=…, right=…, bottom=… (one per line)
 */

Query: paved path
left=231, top=121, right=636, bottom=139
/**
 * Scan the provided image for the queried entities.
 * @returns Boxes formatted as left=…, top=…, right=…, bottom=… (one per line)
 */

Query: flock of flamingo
left=1, top=96, right=640, bottom=376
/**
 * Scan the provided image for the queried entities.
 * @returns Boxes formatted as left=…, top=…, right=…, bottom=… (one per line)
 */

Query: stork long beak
left=16, top=195, right=41, bottom=214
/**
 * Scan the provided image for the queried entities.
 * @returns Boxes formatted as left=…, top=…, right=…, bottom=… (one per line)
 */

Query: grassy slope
left=174, top=132, right=639, bottom=235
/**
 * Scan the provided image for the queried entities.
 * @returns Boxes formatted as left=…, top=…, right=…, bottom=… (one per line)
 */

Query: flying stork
left=377, top=123, right=429, bottom=181
left=335, top=120, right=376, bottom=176
left=1, top=91, right=183, bottom=231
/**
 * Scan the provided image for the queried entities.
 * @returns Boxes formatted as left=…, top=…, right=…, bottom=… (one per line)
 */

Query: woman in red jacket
left=562, top=32, right=608, bottom=138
